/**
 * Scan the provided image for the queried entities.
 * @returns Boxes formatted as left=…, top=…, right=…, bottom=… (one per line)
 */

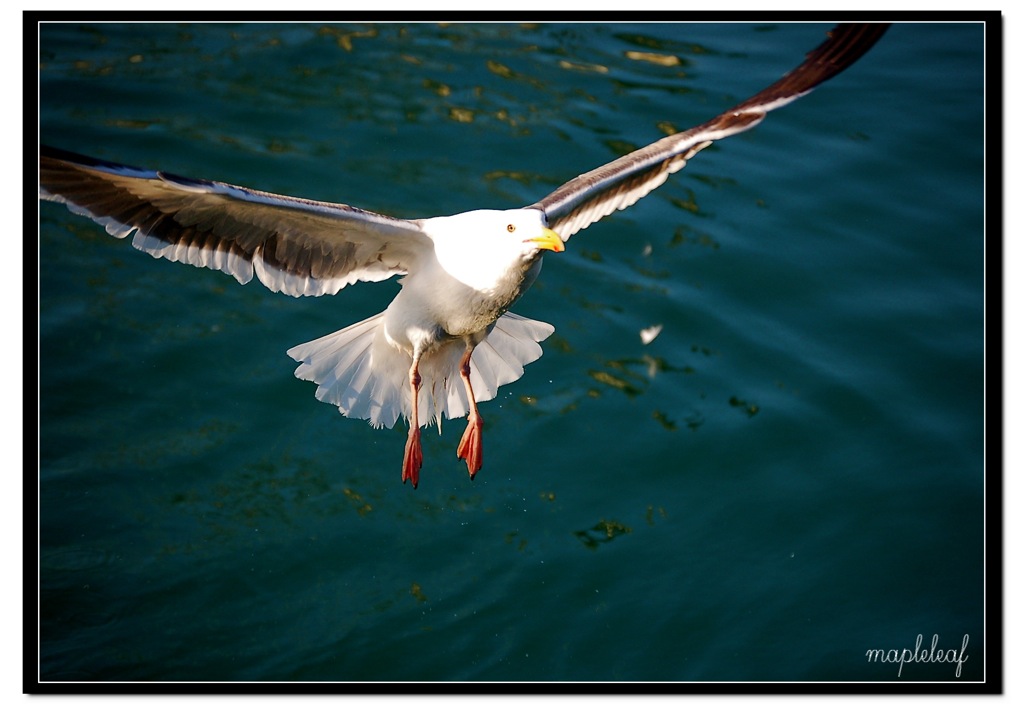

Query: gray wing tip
left=726, top=23, right=890, bottom=116
left=41, top=144, right=149, bottom=176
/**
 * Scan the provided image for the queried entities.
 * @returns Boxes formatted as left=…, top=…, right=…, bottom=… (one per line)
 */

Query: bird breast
left=384, top=254, right=536, bottom=352
left=430, top=256, right=531, bottom=334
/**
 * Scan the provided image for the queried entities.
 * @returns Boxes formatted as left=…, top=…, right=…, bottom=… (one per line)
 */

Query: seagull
left=39, top=23, right=888, bottom=487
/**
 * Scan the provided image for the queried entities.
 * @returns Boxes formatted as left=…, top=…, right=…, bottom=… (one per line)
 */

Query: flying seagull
left=39, top=23, right=889, bottom=487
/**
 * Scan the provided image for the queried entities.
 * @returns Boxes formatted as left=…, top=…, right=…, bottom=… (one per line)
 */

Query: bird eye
left=506, top=224, right=516, bottom=233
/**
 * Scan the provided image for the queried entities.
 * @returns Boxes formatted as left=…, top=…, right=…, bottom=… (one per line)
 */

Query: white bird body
left=287, top=208, right=559, bottom=435
left=39, top=23, right=889, bottom=486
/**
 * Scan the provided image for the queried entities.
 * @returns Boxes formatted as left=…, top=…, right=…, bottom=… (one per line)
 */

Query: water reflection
left=624, top=50, right=684, bottom=67
left=611, top=29, right=716, bottom=56
left=727, top=395, right=760, bottom=418
left=591, top=355, right=693, bottom=392
left=343, top=487, right=374, bottom=517
left=316, top=25, right=378, bottom=52
left=160, top=455, right=338, bottom=547
left=669, top=223, right=721, bottom=250
left=574, top=519, right=632, bottom=550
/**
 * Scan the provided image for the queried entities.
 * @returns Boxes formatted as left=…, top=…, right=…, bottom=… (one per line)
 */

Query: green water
left=37, top=21, right=987, bottom=683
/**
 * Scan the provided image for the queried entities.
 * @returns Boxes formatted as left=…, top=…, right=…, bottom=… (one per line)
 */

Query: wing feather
left=529, top=23, right=889, bottom=240
left=39, top=145, right=432, bottom=297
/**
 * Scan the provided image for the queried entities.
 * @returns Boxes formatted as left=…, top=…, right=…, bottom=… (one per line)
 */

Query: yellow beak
left=529, top=227, right=565, bottom=253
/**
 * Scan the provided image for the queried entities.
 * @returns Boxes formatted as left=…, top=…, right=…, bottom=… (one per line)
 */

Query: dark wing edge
left=39, top=145, right=432, bottom=297
left=529, top=23, right=890, bottom=241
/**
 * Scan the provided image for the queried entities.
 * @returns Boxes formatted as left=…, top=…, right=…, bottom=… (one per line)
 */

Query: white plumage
left=287, top=310, right=552, bottom=430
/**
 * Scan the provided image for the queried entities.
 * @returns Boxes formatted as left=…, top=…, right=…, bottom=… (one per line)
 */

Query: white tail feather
left=287, top=312, right=554, bottom=429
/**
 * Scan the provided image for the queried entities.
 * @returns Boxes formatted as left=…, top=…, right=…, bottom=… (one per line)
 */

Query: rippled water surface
left=38, top=21, right=987, bottom=683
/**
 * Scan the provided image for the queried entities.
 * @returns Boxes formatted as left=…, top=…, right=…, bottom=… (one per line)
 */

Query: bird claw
left=456, top=414, right=484, bottom=478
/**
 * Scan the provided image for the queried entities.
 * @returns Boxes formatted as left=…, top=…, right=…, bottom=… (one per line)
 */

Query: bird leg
left=455, top=347, right=484, bottom=478
left=402, top=356, right=423, bottom=488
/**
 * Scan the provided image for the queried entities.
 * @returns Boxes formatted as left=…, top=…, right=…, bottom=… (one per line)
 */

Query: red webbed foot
left=402, top=427, right=423, bottom=488
left=456, top=413, right=483, bottom=478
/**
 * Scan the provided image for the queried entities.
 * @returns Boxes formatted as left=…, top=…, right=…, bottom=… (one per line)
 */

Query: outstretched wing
left=529, top=23, right=889, bottom=240
left=39, top=145, right=432, bottom=297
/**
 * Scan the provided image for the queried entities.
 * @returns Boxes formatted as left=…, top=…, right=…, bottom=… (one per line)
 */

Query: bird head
left=422, top=208, right=564, bottom=291
left=504, top=211, right=566, bottom=258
